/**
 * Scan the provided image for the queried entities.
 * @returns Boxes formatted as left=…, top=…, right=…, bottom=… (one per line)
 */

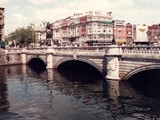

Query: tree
left=7, top=26, right=36, bottom=47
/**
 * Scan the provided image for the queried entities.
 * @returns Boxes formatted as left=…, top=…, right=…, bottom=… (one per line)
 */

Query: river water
left=0, top=65, right=160, bottom=120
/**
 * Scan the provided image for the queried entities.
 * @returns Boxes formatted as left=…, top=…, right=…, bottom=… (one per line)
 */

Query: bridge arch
left=27, top=56, right=47, bottom=70
left=124, top=64, right=160, bottom=80
left=27, top=55, right=46, bottom=65
left=55, top=57, right=103, bottom=74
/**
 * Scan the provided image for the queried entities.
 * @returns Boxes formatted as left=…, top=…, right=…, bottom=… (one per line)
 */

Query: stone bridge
left=3, top=45, right=160, bottom=80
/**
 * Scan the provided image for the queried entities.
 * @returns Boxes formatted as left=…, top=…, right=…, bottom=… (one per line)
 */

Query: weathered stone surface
left=2, top=46, right=160, bottom=80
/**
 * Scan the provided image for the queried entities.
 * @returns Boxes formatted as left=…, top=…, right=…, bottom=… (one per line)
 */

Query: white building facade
left=34, top=11, right=115, bottom=46
left=34, top=23, right=47, bottom=46
left=52, top=11, right=113, bottom=46
left=133, top=24, right=148, bottom=43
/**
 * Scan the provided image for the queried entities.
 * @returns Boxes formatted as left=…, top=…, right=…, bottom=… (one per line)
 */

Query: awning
left=97, top=21, right=113, bottom=24
left=103, top=21, right=112, bottom=24
left=86, top=40, right=112, bottom=43
left=116, top=40, right=126, bottom=44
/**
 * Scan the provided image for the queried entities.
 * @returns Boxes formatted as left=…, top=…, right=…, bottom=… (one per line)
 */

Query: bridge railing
left=53, top=46, right=107, bottom=56
left=5, top=48, right=22, bottom=53
left=4, top=46, right=108, bottom=55
left=25, top=47, right=48, bottom=54
left=5, top=46, right=160, bottom=56
left=121, top=46, right=160, bottom=54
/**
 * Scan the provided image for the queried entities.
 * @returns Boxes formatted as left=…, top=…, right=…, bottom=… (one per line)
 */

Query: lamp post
left=112, top=20, right=116, bottom=45
left=158, top=31, right=160, bottom=44
left=30, top=23, right=35, bottom=47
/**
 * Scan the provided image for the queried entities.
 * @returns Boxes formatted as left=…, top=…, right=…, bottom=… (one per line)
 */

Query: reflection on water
left=0, top=66, right=10, bottom=113
left=128, top=69, right=160, bottom=100
left=0, top=65, right=160, bottom=120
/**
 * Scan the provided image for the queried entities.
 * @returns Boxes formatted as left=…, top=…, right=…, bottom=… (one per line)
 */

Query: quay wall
left=0, top=50, right=22, bottom=66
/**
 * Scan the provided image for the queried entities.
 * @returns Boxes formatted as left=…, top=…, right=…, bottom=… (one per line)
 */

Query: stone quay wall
left=0, top=49, right=22, bottom=66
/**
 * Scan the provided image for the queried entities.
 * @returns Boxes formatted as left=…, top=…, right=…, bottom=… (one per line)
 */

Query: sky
left=1, top=0, right=160, bottom=35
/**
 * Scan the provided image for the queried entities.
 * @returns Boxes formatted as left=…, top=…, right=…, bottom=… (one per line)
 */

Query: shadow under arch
left=27, top=57, right=46, bottom=72
left=56, top=57, right=103, bottom=83
left=55, top=57, right=102, bottom=74
left=124, top=64, right=160, bottom=80
left=125, top=64, right=160, bottom=100
left=27, top=55, right=47, bottom=65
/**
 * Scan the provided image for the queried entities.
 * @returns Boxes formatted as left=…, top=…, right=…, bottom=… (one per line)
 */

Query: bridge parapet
left=105, top=45, right=122, bottom=56
left=19, top=47, right=108, bottom=55
left=53, top=46, right=107, bottom=56
left=5, top=48, right=22, bottom=53
left=5, top=46, right=160, bottom=55
left=121, top=46, right=160, bottom=55
left=26, top=47, right=48, bottom=54
left=5, top=46, right=122, bottom=56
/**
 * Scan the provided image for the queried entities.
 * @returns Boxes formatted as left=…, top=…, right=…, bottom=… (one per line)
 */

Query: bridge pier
left=107, top=80, right=120, bottom=99
left=21, top=48, right=27, bottom=64
left=106, top=45, right=122, bottom=80
left=46, top=48, right=54, bottom=69
left=47, top=69, right=53, bottom=81
left=106, top=56, right=120, bottom=80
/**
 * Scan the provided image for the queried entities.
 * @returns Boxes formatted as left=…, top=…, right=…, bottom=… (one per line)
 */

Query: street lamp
left=112, top=20, right=116, bottom=45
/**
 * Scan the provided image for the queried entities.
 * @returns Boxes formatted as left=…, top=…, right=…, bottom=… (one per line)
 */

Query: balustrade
left=5, top=48, right=22, bottom=53
left=4, top=46, right=160, bottom=56
left=26, top=47, right=47, bottom=54
left=121, top=46, right=160, bottom=55
left=53, top=46, right=107, bottom=55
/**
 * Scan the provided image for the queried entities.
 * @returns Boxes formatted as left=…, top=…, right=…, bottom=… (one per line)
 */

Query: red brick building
left=148, top=24, right=160, bottom=43
left=79, top=16, right=87, bottom=36
left=114, top=20, right=126, bottom=45
left=126, top=23, right=133, bottom=44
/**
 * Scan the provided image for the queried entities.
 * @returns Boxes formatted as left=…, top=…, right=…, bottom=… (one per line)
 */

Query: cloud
left=34, top=9, right=54, bottom=22
left=11, top=13, right=26, bottom=23
left=0, top=0, right=9, bottom=4
left=5, top=13, right=29, bottom=34
left=27, top=0, right=57, bottom=5
left=3, top=0, right=160, bottom=35
left=52, top=0, right=134, bottom=20
left=61, top=0, right=112, bottom=12
left=34, top=7, right=73, bottom=23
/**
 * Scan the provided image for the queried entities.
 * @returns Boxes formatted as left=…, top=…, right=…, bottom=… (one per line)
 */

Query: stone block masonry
left=0, top=50, right=22, bottom=66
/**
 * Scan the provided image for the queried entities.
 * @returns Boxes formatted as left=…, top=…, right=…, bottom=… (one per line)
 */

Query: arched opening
left=57, top=60, right=103, bottom=83
left=127, top=69, right=160, bottom=100
left=28, top=58, right=46, bottom=72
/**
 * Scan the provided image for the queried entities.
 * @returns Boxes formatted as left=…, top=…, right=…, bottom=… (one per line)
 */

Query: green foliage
left=7, top=26, right=36, bottom=47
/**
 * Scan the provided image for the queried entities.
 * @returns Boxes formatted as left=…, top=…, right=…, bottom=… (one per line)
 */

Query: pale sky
left=1, top=0, right=160, bottom=35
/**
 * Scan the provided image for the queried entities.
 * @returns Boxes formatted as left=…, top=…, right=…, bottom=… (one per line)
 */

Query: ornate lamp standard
left=112, top=20, right=116, bottom=45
